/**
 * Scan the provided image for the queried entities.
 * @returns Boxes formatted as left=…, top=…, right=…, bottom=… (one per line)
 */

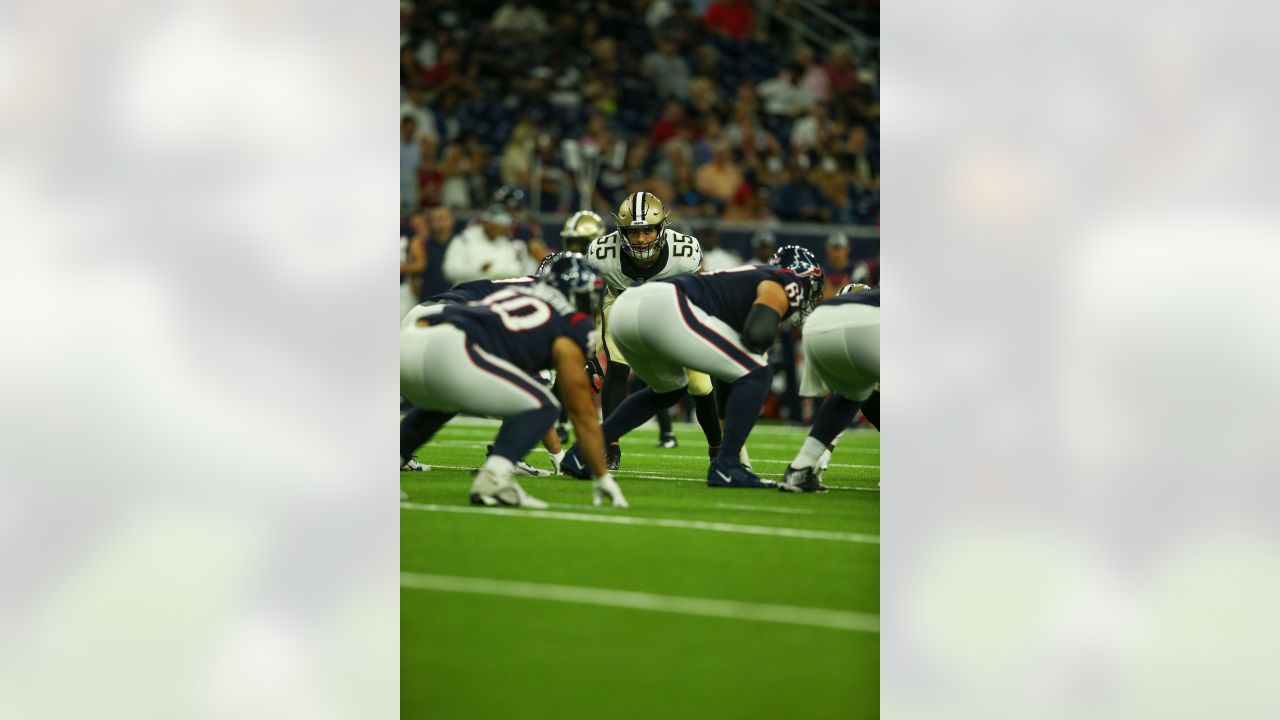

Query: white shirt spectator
left=702, top=245, right=744, bottom=272
left=490, top=2, right=549, bottom=34
left=442, top=221, right=533, bottom=285
left=757, top=74, right=814, bottom=117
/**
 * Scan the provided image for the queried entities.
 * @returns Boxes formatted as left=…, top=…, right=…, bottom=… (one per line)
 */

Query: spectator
left=659, top=0, right=704, bottom=47
left=421, top=207, right=456, bottom=299
left=416, top=136, right=443, bottom=208
left=648, top=100, right=694, bottom=149
left=725, top=108, right=782, bottom=163
left=770, top=160, right=831, bottom=222
left=643, top=37, right=692, bottom=101
left=699, top=226, right=744, bottom=271
left=749, top=228, right=776, bottom=265
left=401, top=117, right=422, bottom=209
left=812, top=154, right=852, bottom=223
left=821, top=232, right=853, bottom=296
left=695, top=142, right=745, bottom=205
left=692, top=44, right=722, bottom=87
left=400, top=87, right=438, bottom=144
left=670, top=159, right=715, bottom=217
left=490, top=0, right=549, bottom=35
left=794, top=46, right=831, bottom=103
left=693, top=115, right=726, bottom=165
left=757, top=64, right=814, bottom=119
left=439, top=144, right=475, bottom=209
left=400, top=212, right=428, bottom=319
left=703, top=0, right=754, bottom=41
left=423, top=46, right=461, bottom=93
left=789, top=102, right=829, bottom=152
left=499, top=118, right=538, bottom=188
left=687, top=76, right=723, bottom=125
left=823, top=44, right=862, bottom=97
left=442, top=205, right=533, bottom=285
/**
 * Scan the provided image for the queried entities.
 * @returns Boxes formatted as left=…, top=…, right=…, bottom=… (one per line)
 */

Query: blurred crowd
left=400, top=0, right=879, bottom=225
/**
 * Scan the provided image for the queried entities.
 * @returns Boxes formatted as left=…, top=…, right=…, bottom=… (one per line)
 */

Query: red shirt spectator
left=704, top=0, right=754, bottom=41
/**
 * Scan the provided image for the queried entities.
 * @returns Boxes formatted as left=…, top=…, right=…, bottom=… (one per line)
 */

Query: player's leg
left=686, top=370, right=724, bottom=461
left=599, top=291, right=627, bottom=469
left=400, top=408, right=455, bottom=471
left=780, top=394, right=859, bottom=493
left=861, top=388, right=880, bottom=430
left=643, top=287, right=775, bottom=488
left=410, top=327, right=558, bottom=508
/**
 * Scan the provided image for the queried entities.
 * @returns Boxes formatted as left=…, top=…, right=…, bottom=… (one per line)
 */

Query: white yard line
left=400, top=502, right=879, bottom=544
left=420, top=441, right=880, bottom=470
left=711, top=503, right=816, bottom=515
left=405, top=465, right=879, bottom=492
left=400, top=572, right=879, bottom=634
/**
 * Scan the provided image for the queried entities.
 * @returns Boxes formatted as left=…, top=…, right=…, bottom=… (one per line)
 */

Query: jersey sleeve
left=664, top=230, right=703, bottom=276
left=566, top=311, right=600, bottom=358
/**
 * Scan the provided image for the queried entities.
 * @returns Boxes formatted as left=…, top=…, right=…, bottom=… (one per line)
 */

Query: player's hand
left=584, top=358, right=604, bottom=394
left=592, top=473, right=628, bottom=508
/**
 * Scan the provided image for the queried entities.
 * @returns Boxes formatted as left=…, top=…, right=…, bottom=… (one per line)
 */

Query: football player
left=585, top=191, right=725, bottom=469
left=779, top=283, right=880, bottom=493
left=399, top=252, right=571, bottom=477
left=788, top=280, right=880, bottom=486
left=552, top=211, right=607, bottom=443
left=559, top=210, right=605, bottom=254
left=561, top=246, right=826, bottom=489
left=400, top=254, right=626, bottom=508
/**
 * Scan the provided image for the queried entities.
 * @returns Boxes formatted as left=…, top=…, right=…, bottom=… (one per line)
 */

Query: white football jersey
left=586, top=228, right=703, bottom=296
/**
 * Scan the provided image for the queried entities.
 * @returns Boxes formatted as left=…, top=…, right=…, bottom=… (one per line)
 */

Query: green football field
left=401, top=418, right=879, bottom=719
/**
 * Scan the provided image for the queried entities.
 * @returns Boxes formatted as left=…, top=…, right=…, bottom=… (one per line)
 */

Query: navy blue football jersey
left=434, top=287, right=598, bottom=374
left=825, top=288, right=880, bottom=308
left=665, top=265, right=812, bottom=332
left=424, top=276, right=535, bottom=305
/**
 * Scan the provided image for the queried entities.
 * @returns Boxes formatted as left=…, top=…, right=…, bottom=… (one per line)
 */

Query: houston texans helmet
left=769, top=245, right=825, bottom=320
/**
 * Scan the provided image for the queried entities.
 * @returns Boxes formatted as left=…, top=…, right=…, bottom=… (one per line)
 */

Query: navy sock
left=602, top=386, right=685, bottom=443
left=861, top=390, right=879, bottom=430
left=811, top=394, right=862, bottom=446
left=656, top=405, right=674, bottom=435
left=693, top=391, right=722, bottom=447
left=400, top=408, right=456, bottom=464
left=491, top=404, right=559, bottom=463
left=601, top=361, right=631, bottom=419
left=716, top=367, right=771, bottom=467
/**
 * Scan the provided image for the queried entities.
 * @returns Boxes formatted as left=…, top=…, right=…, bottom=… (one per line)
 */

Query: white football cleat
left=401, top=459, right=431, bottom=472
left=468, top=468, right=548, bottom=509
left=513, top=458, right=552, bottom=477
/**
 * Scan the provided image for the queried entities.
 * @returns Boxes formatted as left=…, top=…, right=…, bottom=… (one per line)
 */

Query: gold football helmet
left=560, top=210, right=605, bottom=253
left=614, top=191, right=670, bottom=261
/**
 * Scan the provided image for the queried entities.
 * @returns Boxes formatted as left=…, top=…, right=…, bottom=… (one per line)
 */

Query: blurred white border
left=0, top=0, right=397, bottom=717
left=885, top=0, right=1280, bottom=717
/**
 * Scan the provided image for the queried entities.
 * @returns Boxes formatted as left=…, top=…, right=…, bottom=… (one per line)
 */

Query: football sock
left=811, top=394, right=862, bottom=446
left=716, top=367, right=770, bottom=467
left=400, top=408, right=456, bottom=464
left=482, top=455, right=514, bottom=477
left=693, top=391, right=722, bottom=447
left=817, top=448, right=833, bottom=471
left=793, top=437, right=827, bottom=469
left=491, top=404, right=558, bottom=464
left=861, top=390, right=880, bottom=430
left=601, top=361, right=631, bottom=418
left=602, top=386, right=686, bottom=443
left=549, top=449, right=565, bottom=469
left=656, top=405, right=673, bottom=435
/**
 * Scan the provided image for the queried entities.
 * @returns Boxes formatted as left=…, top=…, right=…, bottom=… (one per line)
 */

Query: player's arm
left=553, top=337, right=607, bottom=478
left=742, top=280, right=790, bottom=353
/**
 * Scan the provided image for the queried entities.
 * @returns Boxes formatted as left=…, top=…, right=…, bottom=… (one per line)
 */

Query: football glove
left=585, top=358, right=605, bottom=394
left=592, top=473, right=628, bottom=508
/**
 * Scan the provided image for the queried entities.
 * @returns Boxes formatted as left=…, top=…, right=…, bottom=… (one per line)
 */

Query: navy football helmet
left=535, top=251, right=566, bottom=277
left=769, top=245, right=825, bottom=320
left=539, top=252, right=606, bottom=316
